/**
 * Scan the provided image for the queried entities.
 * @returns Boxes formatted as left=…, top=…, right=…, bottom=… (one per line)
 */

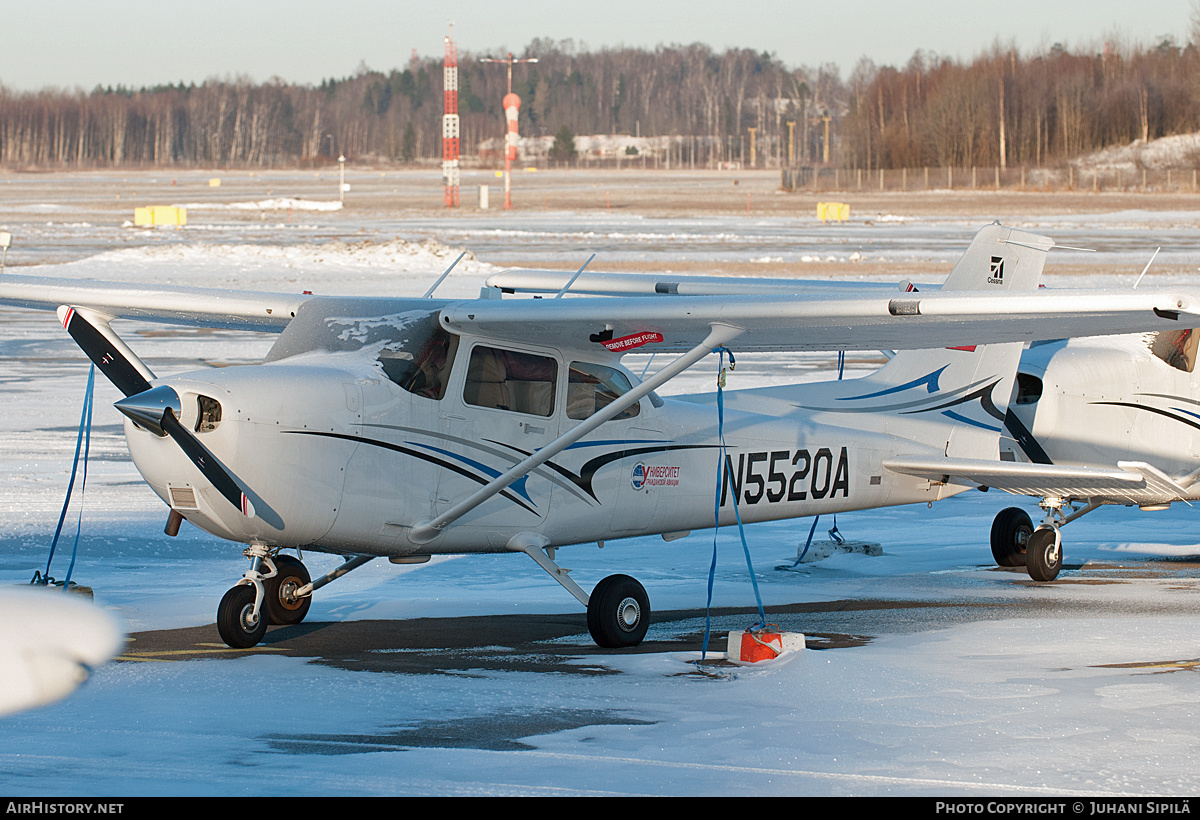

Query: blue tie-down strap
left=701, top=347, right=766, bottom=662
left=35, top=363, right=94, bottom=591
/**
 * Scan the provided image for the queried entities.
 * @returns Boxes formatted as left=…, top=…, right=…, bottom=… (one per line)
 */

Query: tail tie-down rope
left=32, top=364, right=94, bottom=593
left=700, top=347, right=767, bottom=662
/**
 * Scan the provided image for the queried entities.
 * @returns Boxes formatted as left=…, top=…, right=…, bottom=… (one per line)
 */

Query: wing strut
left=407, top=322, right=746, bottom=544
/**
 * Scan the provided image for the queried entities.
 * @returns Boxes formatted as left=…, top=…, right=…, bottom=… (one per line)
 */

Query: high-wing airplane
left=495, top=238, right=1200, bottom=584
left=2, top=223, right=1198, bottom=649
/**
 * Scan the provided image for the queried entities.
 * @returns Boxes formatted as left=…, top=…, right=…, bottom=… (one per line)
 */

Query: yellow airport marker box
left=817, top=202, right=849, bottom=223
left=134, top=206, right=187, bottom=227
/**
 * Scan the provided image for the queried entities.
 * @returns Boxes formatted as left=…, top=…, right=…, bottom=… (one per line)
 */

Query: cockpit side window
left=1151, top=328, right=1199, bottom=374
left=463, top=346, right=557, bottom=416
left=379, top=326, right=459, bottom=400
left=567, top=361, right=640, bottom=421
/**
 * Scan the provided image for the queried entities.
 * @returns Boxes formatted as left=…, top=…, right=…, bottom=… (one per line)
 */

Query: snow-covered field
left=2, top=179, right=1200, bottom=796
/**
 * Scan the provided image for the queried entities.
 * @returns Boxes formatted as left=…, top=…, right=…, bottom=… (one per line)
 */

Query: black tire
left=587, top=574, right=650, bottom=648
left=264, top=554, right=311, bottom=626
left=217, top=584, right=268, bottom=648
left=990, top=507, right=1033, bottom=567
left=1026, top=527, right=1062, bottom=582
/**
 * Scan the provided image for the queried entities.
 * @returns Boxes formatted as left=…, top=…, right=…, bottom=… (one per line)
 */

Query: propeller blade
left=57, top=306, right=151, bottom=397
left=61, top=310, right=255, bottom=520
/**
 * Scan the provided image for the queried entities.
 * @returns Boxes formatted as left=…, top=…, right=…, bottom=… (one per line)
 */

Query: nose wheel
left=217, top=584, right=267, bottom=648
left=264, top=554, right=311, bottom=626
left=216, top=547, right=312, bottom=648
left=990, top=507, right=1033, bottom=567
left=1026, top=526, right=1062, bottom=582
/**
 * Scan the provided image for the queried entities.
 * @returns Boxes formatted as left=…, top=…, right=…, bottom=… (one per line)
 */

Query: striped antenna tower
left=442, top=25, right=460, bottom=208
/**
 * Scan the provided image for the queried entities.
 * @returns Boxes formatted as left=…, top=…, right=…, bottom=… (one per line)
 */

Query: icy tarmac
left=2, top=171, right=1200, bottom=796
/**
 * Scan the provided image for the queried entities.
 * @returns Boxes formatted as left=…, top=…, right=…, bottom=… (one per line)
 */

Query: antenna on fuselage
left=1133, top=247, right=1162, bottom=289
left=422, top=251, right=468, bottom=298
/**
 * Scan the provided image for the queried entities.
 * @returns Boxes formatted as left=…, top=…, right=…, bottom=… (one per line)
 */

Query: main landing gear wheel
left=217, top=584, right=268, bottom=648
left=587, top=574, right=650, bottom=648
left=264, top=554, right=311, bottom=626
left=1026, top=526, right=1063, bottom=582
left=990, top=507, right=1033, bottom=567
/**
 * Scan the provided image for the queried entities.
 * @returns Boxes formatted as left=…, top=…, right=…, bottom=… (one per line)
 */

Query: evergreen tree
left=549, top=125, right=577, bottom=162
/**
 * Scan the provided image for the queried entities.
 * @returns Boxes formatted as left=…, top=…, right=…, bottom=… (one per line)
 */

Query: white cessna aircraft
left=496, top=235, right=1200, bottom=584
left=1, top=224, right=1197, bottom=649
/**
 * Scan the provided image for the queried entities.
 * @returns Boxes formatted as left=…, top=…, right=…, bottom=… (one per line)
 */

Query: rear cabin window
left=567, top=362, right=640, bottom=421
left=463, top=346, right=557, bottom=417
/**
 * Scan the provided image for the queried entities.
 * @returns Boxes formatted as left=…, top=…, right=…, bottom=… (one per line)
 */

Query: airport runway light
left=339, top=154, right=346, bottom=204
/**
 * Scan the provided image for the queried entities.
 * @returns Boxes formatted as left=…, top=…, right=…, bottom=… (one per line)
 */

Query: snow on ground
left=40, top=237, right=498, bottom=298
left=2, top=208, right=1200, bottom=795
left=176, top=198, right=344, bottom=211
left=1076, top=132, right=1200, bottom=173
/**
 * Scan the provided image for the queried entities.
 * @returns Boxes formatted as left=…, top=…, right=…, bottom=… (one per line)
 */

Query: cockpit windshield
left=264, top=297, right=459, bottom=398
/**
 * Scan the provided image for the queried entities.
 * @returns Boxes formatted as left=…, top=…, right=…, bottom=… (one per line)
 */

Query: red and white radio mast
left=481, top=52, right=538, bottom=209
left=442, top=26, right=460, bottom=208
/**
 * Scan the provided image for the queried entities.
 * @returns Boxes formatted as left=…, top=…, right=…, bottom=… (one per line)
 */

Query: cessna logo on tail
left=988, top=256, right=1005, bottom=285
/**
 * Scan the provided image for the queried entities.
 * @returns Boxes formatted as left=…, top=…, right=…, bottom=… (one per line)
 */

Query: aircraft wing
left=440, top=288, right=1200, bottom=353
left=0, top=272, right=311, bottom=331
left=486, top=269, right=926, bottom=297
left=883, top=456, right=1192, bottom=506
left=6, top=271, right=1200, bottom=354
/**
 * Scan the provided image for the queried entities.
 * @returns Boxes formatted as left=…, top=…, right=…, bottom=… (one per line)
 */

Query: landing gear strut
left=509, top=533, right=652, bottom=649
left=215, top=548, right=377, bottom=649
left=216, top=545, right=313, bottom=648
left=216, top=545, right=286, bottom=648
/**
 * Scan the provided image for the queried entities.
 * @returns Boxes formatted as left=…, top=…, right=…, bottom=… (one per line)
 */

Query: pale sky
left=0, top=0, right=1191, bottom=91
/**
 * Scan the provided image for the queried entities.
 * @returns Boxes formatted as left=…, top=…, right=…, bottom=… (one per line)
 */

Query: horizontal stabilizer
left=882, top=456, right=1193, bottom=505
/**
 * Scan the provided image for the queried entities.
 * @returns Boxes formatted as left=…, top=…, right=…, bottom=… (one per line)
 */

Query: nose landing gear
left=215, top=548, right=377, bottom=648
left=216, top=545, right=312, bottom=649
left=989, top=499, right=1102, bottom=582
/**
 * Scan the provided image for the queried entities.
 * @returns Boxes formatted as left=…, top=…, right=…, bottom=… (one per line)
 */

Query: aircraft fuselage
left=124, top=340, right=950, bottom=557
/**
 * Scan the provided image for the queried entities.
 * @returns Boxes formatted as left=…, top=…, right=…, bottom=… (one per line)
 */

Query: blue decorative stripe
left=837, top=366, right=947, bottom=401
left=941, top=409, right=1001, bottom=431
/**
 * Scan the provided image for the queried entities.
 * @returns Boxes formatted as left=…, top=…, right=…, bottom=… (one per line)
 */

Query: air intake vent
left=169, top=486, right=199, bottom=510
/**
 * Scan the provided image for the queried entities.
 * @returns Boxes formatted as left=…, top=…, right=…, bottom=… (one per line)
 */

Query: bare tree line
left=843, top=37, right=1200, bottom=171
left=2, top=34, right=1199, bottom=170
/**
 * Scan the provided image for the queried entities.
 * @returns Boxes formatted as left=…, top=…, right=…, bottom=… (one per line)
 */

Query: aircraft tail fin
left=794, top=224, right=1054, bottom=459
left=939, top=222, right=1052, bottom=293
